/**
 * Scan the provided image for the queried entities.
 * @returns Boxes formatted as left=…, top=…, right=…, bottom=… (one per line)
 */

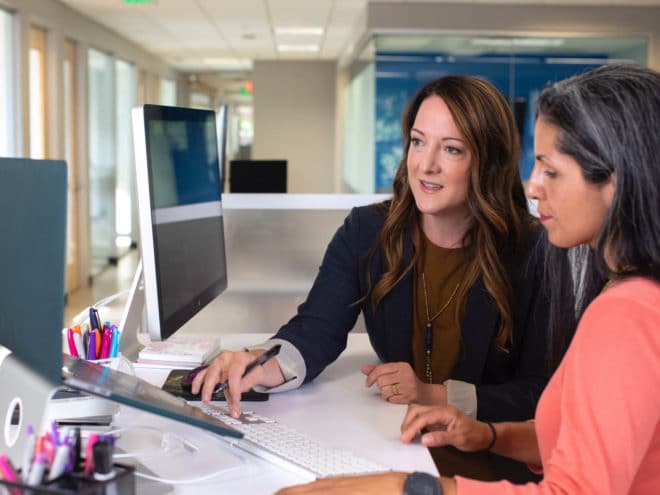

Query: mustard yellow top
left=411, top=237, right=468, bottom=384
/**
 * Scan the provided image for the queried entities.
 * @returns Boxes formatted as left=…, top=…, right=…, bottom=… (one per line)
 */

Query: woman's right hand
left=400, top=403, right=493, bottom=452
left=191, top=348, right=285, bottom=418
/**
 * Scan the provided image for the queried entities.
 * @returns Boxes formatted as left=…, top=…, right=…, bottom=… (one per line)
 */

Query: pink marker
left=66, top=328, right=79, bottom=357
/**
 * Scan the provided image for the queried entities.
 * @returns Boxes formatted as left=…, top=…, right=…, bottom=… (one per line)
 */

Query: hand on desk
left=400, top=403, right=492, bottom=452
left=191, top=348, right=285, bottom=417
left=362, top=362, right=447, bottom=406
left=274, top=471, right=407, bottom=495
left=274, top=472, right=457, bottom=495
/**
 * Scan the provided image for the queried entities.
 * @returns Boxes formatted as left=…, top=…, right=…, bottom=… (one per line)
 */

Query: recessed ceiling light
left=277, top=44, right=320, bottom=53
left=200, top=58, right=253, bottom=70
left=275, top=27, right=323, bottom=36
left=472, top=37, right=565, bottom=48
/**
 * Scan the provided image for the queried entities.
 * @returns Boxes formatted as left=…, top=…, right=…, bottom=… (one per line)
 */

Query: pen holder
left=87, top=354, right=135, bottom=377
left=0, top=463, right=135, bottom=494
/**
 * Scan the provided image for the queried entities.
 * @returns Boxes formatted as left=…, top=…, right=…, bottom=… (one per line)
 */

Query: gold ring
left=392, top=383, right=399, bottom=395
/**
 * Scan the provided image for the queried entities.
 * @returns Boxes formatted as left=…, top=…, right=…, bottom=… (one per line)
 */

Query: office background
left=0, top=0, right=658, bottom=317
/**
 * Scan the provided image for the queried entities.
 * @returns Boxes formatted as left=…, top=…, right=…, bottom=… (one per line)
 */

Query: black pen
left=215, top=344, right=281, bottom=393
left=89, top=307, right=101, bottom=332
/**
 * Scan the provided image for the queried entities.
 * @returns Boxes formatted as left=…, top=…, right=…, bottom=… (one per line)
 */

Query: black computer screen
left=229, top=160, right=287, bottom=193
left=133, top=105, right=228, bottom=341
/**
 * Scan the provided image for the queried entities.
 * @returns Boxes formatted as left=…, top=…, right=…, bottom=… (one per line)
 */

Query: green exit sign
left=125, top=0, right=153, bottom=4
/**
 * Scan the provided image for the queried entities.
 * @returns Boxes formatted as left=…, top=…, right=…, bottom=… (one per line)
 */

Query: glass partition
left=343, top=33, right=648, bottom=192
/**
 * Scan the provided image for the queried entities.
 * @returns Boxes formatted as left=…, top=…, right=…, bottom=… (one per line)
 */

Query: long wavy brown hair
left=367, top=75, right=534, bottom=350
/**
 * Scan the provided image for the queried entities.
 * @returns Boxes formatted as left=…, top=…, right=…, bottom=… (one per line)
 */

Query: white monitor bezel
left=130, top=104, right=227, bottom=342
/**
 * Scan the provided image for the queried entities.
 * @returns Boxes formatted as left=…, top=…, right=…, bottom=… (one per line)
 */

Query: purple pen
left=50, top=421, right=61, bottom=446
left=88, top=330, right=97, bottom=360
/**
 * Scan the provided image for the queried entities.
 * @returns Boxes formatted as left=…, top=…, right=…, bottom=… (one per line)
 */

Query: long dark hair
left=366, top=75, right=534, bottom=350
left=536, top=64, right=660, bottom=368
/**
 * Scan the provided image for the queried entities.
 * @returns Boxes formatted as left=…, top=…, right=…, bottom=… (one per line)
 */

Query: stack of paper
left=135, top=334, right=221, bottom=369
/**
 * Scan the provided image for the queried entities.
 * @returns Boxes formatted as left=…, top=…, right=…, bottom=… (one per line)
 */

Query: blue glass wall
left=374, top=53, right=607, bottom=191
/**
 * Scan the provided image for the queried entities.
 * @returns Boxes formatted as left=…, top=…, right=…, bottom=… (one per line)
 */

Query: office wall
left=364, top=2, right=660, bottom=71
left=252, top=61, right=337, bottom=193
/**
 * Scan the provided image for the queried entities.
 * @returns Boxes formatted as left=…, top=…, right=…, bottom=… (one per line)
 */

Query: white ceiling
left=57, top=0, right=660, bottom=72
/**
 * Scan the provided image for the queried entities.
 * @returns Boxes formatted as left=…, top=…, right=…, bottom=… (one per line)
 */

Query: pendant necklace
left=421, top=272, right=461, bottom=383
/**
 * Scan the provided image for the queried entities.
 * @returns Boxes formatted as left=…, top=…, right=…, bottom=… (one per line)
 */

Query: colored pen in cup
left=109, top=327, right=120, bottom=358
left=89, top=307, right=101, bottom=333
left=100, top=330, right=112, bottom=359
left=21, top=425, right=36, bottom=482
left=83, top=433, right=99, bottom=477
left=87, top=331, right=97, bottom=360
left=27, top=454, right=47, bottom=486
left=0, top=454, right=18, bottom=482
left=92, top=440, right=114, bottom=481
left=47, top=444, right=71, bottom=481
left=66, top=328, right=79, bottom=358
left=215, top=344, right=281, bottom=393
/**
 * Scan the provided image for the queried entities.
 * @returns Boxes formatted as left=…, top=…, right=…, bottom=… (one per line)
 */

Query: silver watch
left=403, top=471, right=443, bottom=495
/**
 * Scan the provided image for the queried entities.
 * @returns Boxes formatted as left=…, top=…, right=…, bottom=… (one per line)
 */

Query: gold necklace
left=422, top=272, right=461, bottom=383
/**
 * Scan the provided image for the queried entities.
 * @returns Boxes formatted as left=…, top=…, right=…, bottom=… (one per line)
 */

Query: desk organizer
left=0, top=463, right=134, bottom=495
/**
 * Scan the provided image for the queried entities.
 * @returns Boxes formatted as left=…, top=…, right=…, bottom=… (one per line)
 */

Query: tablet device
left=62, top=355, right=243, bottom=439
left=163, top=369, right=269, bottom=401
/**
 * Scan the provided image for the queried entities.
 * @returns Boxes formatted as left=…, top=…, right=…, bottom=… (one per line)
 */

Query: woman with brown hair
left=194, top=76, right=549, bottom=434
left=276, top=63, right=660, bottom=495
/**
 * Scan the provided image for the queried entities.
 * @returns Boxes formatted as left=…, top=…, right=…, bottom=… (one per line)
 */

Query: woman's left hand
left=362, top=362, right=446, bottom=405
left=273, top=472, right=407, bottom=495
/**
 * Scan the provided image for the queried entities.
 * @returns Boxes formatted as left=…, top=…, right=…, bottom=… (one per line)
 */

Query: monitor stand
left=118, top=260, right=151, bottom=361
left=0, top=351, right=58, bottom=465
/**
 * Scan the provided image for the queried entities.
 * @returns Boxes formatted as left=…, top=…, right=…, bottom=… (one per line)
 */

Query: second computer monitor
left=229, top=159, right=287, bottom=193
left=132, top=104, right=227, bottom=342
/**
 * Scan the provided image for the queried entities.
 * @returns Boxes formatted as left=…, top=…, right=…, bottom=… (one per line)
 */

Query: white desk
left=117, top=332, right=437, bottom=494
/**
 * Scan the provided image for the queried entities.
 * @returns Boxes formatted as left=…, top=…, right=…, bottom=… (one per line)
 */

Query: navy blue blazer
left=274, top=205, right=550, bottom=421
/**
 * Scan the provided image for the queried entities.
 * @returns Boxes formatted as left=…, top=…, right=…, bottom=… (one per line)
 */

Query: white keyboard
left=194, top=402, right=390, bottom=480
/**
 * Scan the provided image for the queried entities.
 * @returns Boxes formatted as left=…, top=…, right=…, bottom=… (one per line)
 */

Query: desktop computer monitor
left=129, top=104, right=228, bottom=345
left=0, top=157, right=67, bottom=384
left=229, top=159, right=287, bottom=193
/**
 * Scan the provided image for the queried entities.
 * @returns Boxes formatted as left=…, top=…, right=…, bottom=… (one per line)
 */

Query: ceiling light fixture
left=199, top=58, right=253, bottom=70
left=471, top=37, right=564, bottom=48
left=277, top=44, right=320, bottom=52
left=275, top=27, right=323, bottom=36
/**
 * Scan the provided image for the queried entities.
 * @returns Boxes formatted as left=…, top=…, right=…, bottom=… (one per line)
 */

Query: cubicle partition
left=178, top=193, right=389, bottom=336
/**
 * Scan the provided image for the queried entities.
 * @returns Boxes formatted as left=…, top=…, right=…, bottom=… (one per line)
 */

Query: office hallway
left=64, top=250, right=138, bottom=326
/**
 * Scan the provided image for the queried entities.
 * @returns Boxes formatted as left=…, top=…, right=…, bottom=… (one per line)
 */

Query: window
left=115, top=59, right=137, bottom=251
left=64, top=39, right=80, bottom=292
left=88, top=48, right=115, bottom=274
left=160, top=78, right=176, bottom=105
left=0, top=9, right=16, bottom=156
left=29, top=25, right=48, bottom=159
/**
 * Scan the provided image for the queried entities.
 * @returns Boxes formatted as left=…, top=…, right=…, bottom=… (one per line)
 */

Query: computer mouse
left=181, top=364, right=209, bottom=390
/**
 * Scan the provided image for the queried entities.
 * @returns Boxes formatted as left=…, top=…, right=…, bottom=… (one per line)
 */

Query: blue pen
left=109, top=327, right=120, bottom=358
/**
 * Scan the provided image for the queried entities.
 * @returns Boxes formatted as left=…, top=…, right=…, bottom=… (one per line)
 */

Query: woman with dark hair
left=277, top=64, right=660, bottom=495
left=194, top=76, right=549, bottom=434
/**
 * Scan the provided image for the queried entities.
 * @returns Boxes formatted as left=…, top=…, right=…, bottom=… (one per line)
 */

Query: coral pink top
left=457, top=277, right=660, bottom=495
